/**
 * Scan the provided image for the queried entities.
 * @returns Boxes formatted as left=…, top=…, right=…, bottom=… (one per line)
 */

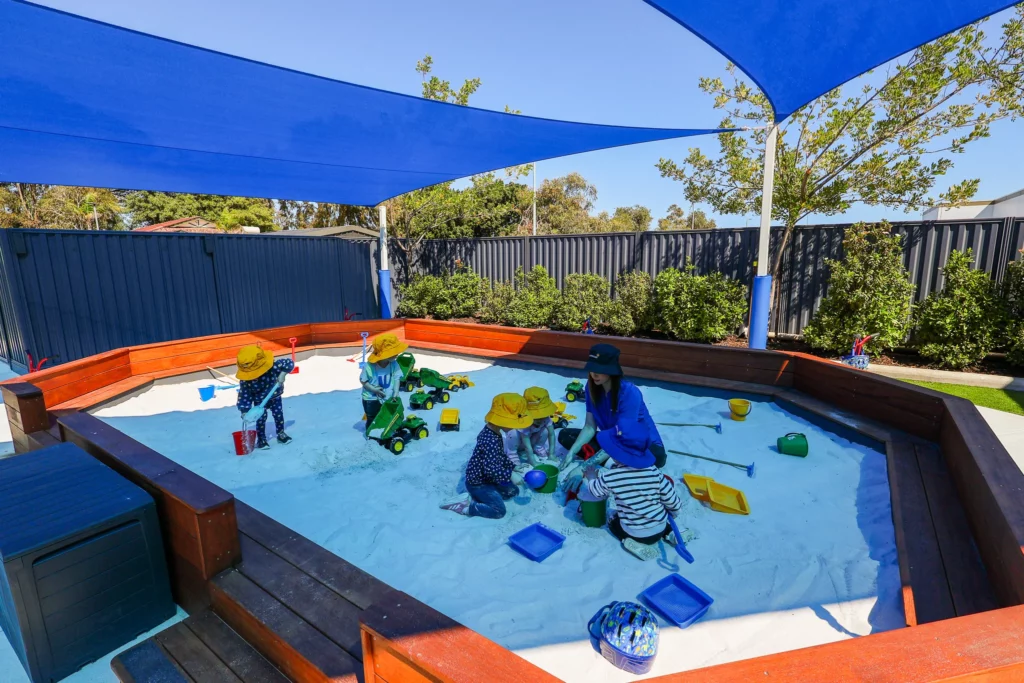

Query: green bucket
left=578, top=487, right=607, bottom=528
left=534, top=464, right=559, bottom=494
left=778, top=432, right=809, bottom=457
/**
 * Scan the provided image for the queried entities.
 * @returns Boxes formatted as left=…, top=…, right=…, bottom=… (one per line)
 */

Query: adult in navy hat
left=558, top=342, right=666, bottom=472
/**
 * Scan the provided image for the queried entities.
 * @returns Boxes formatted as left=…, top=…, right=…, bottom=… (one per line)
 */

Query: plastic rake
left=669, top=449, right=756, bottom=478
left=659, top=422, right=723, bottom=434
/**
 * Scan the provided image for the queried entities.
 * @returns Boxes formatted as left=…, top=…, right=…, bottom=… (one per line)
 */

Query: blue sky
left=38, top=0, right=1024, bottom=227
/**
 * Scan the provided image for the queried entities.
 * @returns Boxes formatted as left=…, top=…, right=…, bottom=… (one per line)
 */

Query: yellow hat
left=236, top=345, right=273, bottom=381
left=367, top=333, right=408, bottom=364
left=523, top=386, right=557, bottom=419
left=485, top=393, right=533, bottom=430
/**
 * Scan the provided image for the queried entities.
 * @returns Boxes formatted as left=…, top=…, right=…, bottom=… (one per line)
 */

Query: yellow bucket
left=728, top=398, right=752, bottom=421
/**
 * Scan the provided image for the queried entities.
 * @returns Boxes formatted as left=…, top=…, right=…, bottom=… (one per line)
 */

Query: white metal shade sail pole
left=378, top=205, right=392, bottom=318
left=749, top=123, right=778, bottom=349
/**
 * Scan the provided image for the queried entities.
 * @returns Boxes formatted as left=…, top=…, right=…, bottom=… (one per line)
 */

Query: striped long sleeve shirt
left=586, top=463, right=682, bottom=538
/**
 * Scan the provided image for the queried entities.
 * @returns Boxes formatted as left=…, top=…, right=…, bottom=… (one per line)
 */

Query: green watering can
left=777, top=433, right=809, bottom=457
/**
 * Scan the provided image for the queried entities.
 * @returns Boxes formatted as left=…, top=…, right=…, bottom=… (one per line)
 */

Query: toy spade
left=243, top=372, right=287, bottom=423
left=667, top=515, right=695, bottom=564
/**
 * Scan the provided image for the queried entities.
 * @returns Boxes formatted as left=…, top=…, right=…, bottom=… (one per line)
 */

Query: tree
left=536, top=173, right=598, bottom=234
left=657, top=204, right=717, bottom=230
left=2, top=184, right=123, bottom=230
left=275, top=201, right=375, bottom=231
left=123, top=192, right=276, bottom=231
left=609, top=205, right=652, bottom=232
left=656, top=8, right=1024, bottom=309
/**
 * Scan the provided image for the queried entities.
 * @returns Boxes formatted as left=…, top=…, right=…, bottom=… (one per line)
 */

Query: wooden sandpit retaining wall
left=2, top=318, right=1023, bottom=682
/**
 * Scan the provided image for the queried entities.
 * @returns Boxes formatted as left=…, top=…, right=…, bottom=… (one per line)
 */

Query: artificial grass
left=906, top=380, right=1024, bottom=416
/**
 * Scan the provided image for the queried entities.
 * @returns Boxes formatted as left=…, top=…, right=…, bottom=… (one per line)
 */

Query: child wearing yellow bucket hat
left=359, top=333, right=407, bottom=433
left=441, top=393, right=532, bottom=519
left=503, top=386, right=557, bottom=469
left=235, top=345, right=295, bottom=449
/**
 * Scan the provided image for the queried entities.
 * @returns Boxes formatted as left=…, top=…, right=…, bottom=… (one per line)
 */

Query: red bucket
left=232, top=429, right=257, bottom=455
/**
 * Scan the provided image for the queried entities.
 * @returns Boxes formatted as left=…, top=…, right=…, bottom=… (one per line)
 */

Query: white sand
left=7, top=350, right=901, bottom=682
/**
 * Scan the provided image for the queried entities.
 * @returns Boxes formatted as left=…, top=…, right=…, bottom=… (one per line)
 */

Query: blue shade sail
left=643, top=0, right=1019, bottom=121
left=0, top=0, right=722, bottom=206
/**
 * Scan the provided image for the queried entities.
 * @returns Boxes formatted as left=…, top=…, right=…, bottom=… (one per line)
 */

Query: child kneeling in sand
left=441, top=393, right=533, bottom=519
left=504, top=386, right=557, bottom=469
left=360, top=333, right=405, bottom=433
left=582, top=421, right=683, bottom=561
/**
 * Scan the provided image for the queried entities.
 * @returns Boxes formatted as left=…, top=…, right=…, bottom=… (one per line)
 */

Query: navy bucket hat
left=585, top=343, right=622, bottom=376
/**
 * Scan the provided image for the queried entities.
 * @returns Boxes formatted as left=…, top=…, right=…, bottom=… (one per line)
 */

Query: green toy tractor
left=396, top=352, right=421, bottom=392
left=565, top=380, right=585, bottom=403
left=408, top=390, right=438, bottom=411
left=366, top=397, right=429, bottom=454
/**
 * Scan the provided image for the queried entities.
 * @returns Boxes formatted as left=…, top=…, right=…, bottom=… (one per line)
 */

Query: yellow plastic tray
left=682, top=474, right=750, bottom=515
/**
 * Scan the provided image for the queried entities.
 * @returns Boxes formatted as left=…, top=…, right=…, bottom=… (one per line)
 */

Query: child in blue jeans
left=441, top=393, right=533, bottom=519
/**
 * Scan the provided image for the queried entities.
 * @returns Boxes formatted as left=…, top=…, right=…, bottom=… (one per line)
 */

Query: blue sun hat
left=588, top=601, right=660, bottom=674
left=596, top=420, right=655, bottom=469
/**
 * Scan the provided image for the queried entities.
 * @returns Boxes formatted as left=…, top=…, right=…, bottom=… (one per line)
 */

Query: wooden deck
left=2, top=318, right=1022, bottom=682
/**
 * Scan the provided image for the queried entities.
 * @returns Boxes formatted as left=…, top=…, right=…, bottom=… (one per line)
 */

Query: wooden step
left=210, top=569, right=362, bottom=683
left=112, top=611, right=289, bottom=683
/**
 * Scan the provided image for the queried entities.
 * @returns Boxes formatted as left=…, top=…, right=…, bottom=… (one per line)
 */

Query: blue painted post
left=378, top=206, right=392, bottom=319
left=749, top=275, right=772, bottom=350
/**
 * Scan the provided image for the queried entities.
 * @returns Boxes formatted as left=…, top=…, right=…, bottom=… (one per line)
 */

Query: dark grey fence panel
left=0, top=229, right=376, bottom=370
left=392, top=218, right=1024, bottom=337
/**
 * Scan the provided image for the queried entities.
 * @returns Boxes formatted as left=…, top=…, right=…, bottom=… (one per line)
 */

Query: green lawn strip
left=905, top=380, right=1024, bottom=416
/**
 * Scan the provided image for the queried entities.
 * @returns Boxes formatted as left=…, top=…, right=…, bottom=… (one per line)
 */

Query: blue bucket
left=198, top=385, right=216, bottom=401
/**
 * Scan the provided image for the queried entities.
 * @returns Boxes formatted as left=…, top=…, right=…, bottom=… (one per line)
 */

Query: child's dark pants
left=465, top=482, right=519, bottom=519
left=256, top=397, right=285, bottom=440
left=363, top=398, right=383, bottom=432
left=609, top=516, right=673, bottom=545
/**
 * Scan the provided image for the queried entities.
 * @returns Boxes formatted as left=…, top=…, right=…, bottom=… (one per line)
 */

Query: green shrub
left=478, top=280, right=515, bottom=325
left=1008, top=325, right=1024, bottom=368
left=1000, top=254, right=1024, bottom=366
left=803, top=221, right=916, bottom=356
left=606, top=271, right=654, bottom=336
left=506, top=266, right=559, bottom=328
left=396, top=265, right=484, bottom=320
left=550, top=273, right=612, bottom=331
left=912, top=249, right=1002, bottom=369
left=652, top=265, right=746, bottom=343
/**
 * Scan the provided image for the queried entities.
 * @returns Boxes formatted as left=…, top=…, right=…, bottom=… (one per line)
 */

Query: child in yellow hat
left=503, top=386, right=557, bottom=469
left=441, top=393, right=532, bottom=519
left=236, top=345, right=294, bottom=449
left=360, top=333, right=407, bottom=433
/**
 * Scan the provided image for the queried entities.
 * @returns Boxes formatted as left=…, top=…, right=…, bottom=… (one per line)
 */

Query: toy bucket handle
left=785, top=432, right=805, bottom=438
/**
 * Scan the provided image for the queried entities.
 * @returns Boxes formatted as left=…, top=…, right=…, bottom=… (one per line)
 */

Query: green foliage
left=396, top=266, right=484, bottom=320
left=657, top=8, right=1024, bottom=283
left=657, top=204, right=717, bottom=230
left=912, top=249, right=1003, bottom=369
left=478, top=280, right=516, bottom=325
left=2, top=184, right=124, bottom=230
left=1002, top=255, right=1024, bottom=367
left=803, top=221, right=915, bottom=355
left=506, top=266, right=559, bottom=328
left=652, top=265, right=747, bottom=343
left=606, top=271, right=654, bottom=336
left=550, top=273, right=612, bottom=331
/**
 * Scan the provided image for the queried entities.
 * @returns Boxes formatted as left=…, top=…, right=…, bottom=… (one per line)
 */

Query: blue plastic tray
left=508, top=523, right=565, bottom=562
left=640, top=573, right=713, bottom=628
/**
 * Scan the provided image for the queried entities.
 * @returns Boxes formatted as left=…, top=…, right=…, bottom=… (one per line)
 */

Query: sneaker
left=622, top=538, right=659, bottom=561
left=256, top=437, right=271, bottom=451
left=440, top=496, right=471, bottom=516
left=664, top=527, right=697, bottom=547
left=277, top=431, right=293, bottom=445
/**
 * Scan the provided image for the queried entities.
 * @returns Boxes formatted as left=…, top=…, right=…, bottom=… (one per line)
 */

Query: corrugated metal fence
left=0, top=229, right=377, bottom=370
left=389, top=218, right=1024, bottom=336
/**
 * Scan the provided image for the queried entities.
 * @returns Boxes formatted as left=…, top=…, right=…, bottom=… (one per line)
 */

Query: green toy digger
left=366, top=397, right=429, bottom=454
left=396, top=352, right=421, bottom=392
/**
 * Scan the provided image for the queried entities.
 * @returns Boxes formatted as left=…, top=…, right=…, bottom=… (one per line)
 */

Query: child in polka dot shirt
left=441, top=393, right=533, bottom=519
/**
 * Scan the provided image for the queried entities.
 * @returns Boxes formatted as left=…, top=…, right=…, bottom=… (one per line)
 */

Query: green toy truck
left=565, top=380, right=585, bottom=403
left=396, top=352, right=421, bottom=392
left=366, top=397, right=429, bottom=454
